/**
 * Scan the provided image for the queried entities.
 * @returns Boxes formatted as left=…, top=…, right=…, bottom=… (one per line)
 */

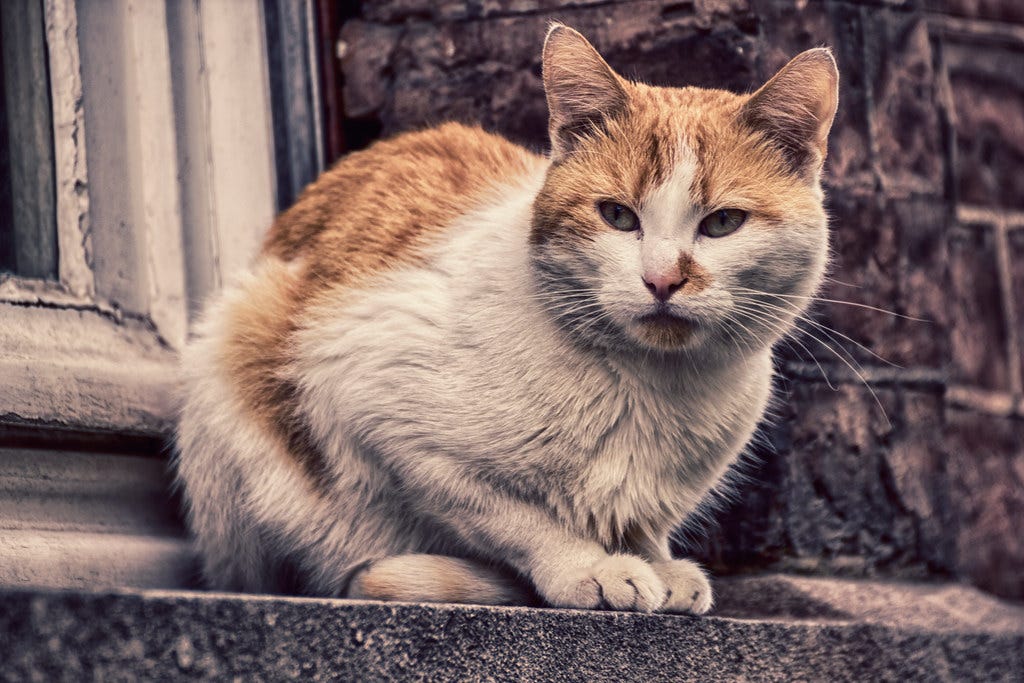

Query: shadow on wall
left=329, top=0, right=1024, bottom=600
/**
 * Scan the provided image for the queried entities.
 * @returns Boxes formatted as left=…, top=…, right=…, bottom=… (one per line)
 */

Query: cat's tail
left=346, top=554, right=537, bottom=606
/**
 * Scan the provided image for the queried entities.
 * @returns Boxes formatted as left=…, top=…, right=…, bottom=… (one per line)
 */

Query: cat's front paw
left=541, top=555, right=667, bottom=612
left=651, top=559, right=713, bottom=614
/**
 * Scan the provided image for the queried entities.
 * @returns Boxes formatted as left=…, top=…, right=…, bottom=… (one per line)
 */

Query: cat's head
left=530, top=24, right=838, bottom=360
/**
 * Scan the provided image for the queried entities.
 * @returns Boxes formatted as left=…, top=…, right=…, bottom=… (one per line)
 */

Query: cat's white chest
left=295, top=178, right=772, bottom=550
left=564, top=364, right=764, bottom=544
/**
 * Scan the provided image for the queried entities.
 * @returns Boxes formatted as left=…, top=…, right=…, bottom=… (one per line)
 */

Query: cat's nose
left=643, top=272, right=687, bottom=302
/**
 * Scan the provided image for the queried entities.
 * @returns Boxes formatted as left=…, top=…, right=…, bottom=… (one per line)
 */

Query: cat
left=174, top=24, right=838, bottom=613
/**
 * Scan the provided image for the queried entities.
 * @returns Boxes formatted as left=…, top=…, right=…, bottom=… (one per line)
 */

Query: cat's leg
left=623, top=531, right=713, bottom=614
left=346, top=554, right=535, bottom=605
left=363, top=465, right=669, bottom=611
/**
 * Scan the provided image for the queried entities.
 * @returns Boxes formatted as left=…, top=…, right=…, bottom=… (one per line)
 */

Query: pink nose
left=643, top=272, right=686, bottom=302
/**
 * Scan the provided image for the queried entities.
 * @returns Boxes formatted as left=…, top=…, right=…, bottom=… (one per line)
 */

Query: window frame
left=0, top=0, right=292, bottom=442
left=1, top=0, right=326, bottom=591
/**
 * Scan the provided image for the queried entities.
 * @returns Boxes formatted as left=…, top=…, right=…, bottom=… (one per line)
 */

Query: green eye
left=598, top=201, right=640, bottom=232
left=699, top=209, right=747, bottom=238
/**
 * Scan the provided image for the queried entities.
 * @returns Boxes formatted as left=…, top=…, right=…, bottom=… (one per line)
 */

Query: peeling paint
left=44, top=0, right=94, bottom=299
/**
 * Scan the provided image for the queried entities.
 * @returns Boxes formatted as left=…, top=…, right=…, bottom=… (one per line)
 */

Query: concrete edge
left=2, top=579, right=1023, bottom=681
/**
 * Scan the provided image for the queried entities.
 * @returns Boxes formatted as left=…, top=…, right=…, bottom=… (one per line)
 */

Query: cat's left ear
left=740, top=48, right=839, bottom=177
left=542, top=24, right=629, bottom=161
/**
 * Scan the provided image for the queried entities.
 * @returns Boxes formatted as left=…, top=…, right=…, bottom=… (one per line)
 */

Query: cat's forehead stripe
left=639, top=142, right=700, bottom=233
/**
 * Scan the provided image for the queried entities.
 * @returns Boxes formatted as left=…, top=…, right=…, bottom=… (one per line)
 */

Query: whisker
left=820, top=275, right=862, bottom=289
left=730, top=304, right=837, bottom=390
left=735, top=295, right=900, bottom=369
left=732, top=301, right=892, bottom=427
left=732, top=286, right=930, bottom=323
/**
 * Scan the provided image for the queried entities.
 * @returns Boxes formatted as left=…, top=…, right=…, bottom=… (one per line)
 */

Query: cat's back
left=262, top=122, right=543, bottom=287
left=178, top=123, right=546, bottom=513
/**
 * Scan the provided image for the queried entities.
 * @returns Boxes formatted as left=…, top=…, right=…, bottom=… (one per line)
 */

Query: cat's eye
left=598, top=201, right=640, bottom=232
left=699, top=209, right=747, bottom=238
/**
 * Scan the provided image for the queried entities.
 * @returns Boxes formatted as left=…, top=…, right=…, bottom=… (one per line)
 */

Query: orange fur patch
left=677, top=253, right=712, bottom=295
left=265, top=123, right=540, bottom=288
left=218, top=261, right=329, bottom=485
left=348, top=555, right=531, bottom=605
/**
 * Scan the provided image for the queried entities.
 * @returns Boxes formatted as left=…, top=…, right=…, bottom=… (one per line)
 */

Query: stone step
left=2, top=575, right=1022, bottom=681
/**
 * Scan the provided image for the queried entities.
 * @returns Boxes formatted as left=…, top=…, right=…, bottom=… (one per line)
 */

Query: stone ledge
left=2, top=575, right=1022, bottom=681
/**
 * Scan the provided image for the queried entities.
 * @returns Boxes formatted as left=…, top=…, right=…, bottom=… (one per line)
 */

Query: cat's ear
left=740, top=48, right=839, bottom=177
left=542, top=24, right=628, bottom=161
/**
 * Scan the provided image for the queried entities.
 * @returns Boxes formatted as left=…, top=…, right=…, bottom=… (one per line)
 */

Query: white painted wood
left=1, top=0, right=280, bottom=435
left=303, top=0, right=326, bottom=177
left=1, top=0, right=183, bottom=435
left=0, top=449, right=183, bottom=535
left=0, top=446, right=194, bottom=590
left=169, top=0, right=277, bottom=318
left=201, top=0, right=277, bottom=287
left=0, top=304, right=177, bottom=435
left=125, top=0, right=189, bottom=351
left=75, top=0, right=188, bottom=349
left=0, top=530, right=194, bottom=590
left=166, top=0, right=219, bottom=318
left=44, top=0, right=93, bottom=298
left=0, top=0, right=281, bottom=593
left=1, top=0, right=58, bottom=278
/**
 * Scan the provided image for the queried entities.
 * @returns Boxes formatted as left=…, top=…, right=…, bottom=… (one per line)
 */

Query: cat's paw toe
left=591, top=555, right=666, bottom=612
left=543, top=569, right=604, bottom=610
left=540, top=555, right=666, bottom=612
left=652, top=559, right=713, bottom=615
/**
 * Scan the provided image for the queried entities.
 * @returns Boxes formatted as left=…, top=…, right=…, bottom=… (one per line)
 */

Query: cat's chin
left=628, top=311, right=698, bottom=351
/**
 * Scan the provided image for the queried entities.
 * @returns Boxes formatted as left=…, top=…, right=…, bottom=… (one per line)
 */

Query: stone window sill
left=2, top=575, right=1021, bottom=680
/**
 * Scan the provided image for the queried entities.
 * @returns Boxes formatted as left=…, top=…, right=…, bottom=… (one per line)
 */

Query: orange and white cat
left=175, top=24, right=838, bottom=613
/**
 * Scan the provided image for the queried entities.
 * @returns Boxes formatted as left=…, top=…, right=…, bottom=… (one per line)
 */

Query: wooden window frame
left=0, top=0, right=282, bottom=444
left=1, top=0, right=330, bottom=592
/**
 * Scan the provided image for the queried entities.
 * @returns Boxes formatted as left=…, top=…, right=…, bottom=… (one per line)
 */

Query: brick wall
left=335, top=0, right=1024, bottom=600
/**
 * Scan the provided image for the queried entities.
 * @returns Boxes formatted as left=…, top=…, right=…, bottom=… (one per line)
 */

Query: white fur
left=176, top=127, right=828, bottom=612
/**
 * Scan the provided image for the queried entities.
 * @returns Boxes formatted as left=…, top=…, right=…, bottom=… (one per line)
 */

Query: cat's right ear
left=542, top=24, right=628, bottom=161
left=740, top=48, right=839, bottom=178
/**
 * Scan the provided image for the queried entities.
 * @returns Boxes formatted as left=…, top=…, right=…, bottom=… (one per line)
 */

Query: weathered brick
left=944, top=408, right=1024, bottom=599
left=696, top=384, right=1024, bottom=601
left=694, top=383, right=939, bottom=579
left=782, top=384, right=913, bottom=566
left=782, top=194, right=948, bottom=372
left=884, top=391, right=956, bottom=573
left=796, top=192, right=898, bottom=371
left=865, top=12, right=944, bottom=195
left=890, top=198, right=951, bottom=368
left=754, top=0, right=874, bottom=190
left=761, top=3, right=945, bottom=195
left=1008, top=226, right=1024, bottom=389
left=926, top=0, right=1024, bottom=24
left=947, top=221, right=1009, bottom=389
left=943, top=35, right=1024, bottom=209
left=362, top=0, right=615, bottom=24
left=344, top=1, right=761, bottom=149
left=338, top=21, right=401, bottom=119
